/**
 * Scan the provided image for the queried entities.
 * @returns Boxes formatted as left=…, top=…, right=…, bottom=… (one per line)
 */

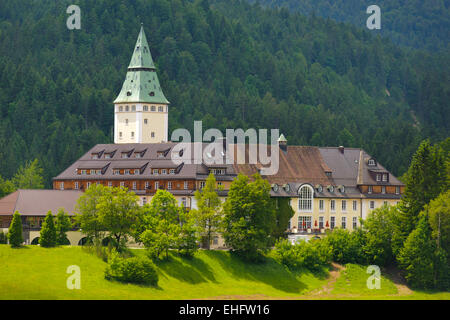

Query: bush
left=8, top=211, right=23, bottom=247
left=39, top=211, right=57, bottom=247
left=272, top=239, right=332, bottom=272
left=105, top=251, right=158, bottom=286
left=324, top=229, right=367, bottom=264
left=0, top=231, right=7, bottom=244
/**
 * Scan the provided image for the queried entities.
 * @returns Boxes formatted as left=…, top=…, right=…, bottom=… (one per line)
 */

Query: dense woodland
left=0, top=0, right=448, bottom=186
left=251, top=0, right=450, bottom=51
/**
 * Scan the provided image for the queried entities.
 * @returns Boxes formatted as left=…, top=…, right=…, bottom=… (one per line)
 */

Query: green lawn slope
left=0, top=245, right=448, bottom=300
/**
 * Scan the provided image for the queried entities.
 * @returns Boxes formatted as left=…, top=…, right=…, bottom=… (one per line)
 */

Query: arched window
left=125, top=105, right=129, bottom=112
left=298, top=185, right=313, bottom=212
left=119, top=106, right=123, bottom=112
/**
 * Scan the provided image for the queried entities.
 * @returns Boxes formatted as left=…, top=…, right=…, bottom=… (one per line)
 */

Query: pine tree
left=39, top=211, right=57, bottom=247
left=397, top=212, right=436, bottom=289
left=8, top=211, right=23, bottom=248
left=55, top=209, right=72, bottom=245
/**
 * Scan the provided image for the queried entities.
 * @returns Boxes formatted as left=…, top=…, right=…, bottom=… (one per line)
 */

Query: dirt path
left=306, top=263, right=344, bottom=296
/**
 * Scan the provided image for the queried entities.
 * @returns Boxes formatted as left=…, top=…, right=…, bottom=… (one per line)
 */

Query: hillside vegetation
left=0, top=0, right=448, bottom=185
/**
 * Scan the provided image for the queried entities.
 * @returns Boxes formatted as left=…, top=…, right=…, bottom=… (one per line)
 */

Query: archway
left=31, top=237, right=40, bottom=245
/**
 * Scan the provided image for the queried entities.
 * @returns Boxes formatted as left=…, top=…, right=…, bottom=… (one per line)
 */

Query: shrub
left=272, top=239, right=332, bottom=272
left=324, top=229, right=367, bottom=264
left=39, top=211, right=57, bottom=247
left=8, top=211, right=23, bottom=247
left=105, top=251, right=158, bottom=286
left=0, top=231, right=7, bottom=244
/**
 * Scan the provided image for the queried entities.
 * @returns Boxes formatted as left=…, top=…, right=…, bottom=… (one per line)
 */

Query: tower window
left=132, top=105, right=136, bottom=111
left=151, top=132, right=155, bottom=138
left=158, top=106, right=163, bottom=112
left=119, top=106, right=123, bottom=112
left=149, top=92, right=155, bottom=96
left=126, top=91, right=131, bottom=96
left=144, top=105, right=148, bottom=111
left=144, top=119, right=148, bottom=124
left=125, top=106, right=129, bottom=111
left=151, top=106, right=155, bottom=111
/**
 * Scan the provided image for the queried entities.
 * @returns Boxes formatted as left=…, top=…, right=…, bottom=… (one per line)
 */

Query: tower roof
left=114, top=25, right=169, bottom=104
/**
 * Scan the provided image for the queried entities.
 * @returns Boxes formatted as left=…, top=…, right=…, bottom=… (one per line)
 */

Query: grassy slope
left=0, top=245, right=326, bottom=299
left=0, top=245, right=448, bottom=300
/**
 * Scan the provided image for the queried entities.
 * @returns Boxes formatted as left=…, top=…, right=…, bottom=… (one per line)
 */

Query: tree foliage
left=222, top=174, right=276, bottom=261
left=55, top=208, right=72, bottom=245
left=7, top=211, right=23, bottom=247
left=39, top=211, right=57, bottom=247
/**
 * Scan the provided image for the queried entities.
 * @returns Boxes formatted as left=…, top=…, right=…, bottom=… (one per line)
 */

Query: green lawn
left=0, top=245, right=448, bottom=300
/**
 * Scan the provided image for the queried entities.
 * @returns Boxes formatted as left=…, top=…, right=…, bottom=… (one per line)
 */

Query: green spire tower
left=114, top=24, right=169, bottom=144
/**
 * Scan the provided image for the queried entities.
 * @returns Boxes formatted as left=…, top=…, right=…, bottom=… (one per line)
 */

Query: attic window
left=149, top=92, right=155, bottom=96
left=325, top=171, right=332, bottom=177
left=368, top=159, right=376, bottom=166
left=127, top=91, right=132, bottom=96
left=272, top=184, right=279, bottom=192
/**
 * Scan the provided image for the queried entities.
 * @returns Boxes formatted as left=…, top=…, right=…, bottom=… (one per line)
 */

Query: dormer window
left=283, top=184, right=290, bottom=192
left=368, top=159, right=376, bottom=166
left=316, top=185, right=323, bottom=193
left=125, top=169, right=130, bottom=175
left=149, top=92, right=155, bottom=96
left=327, top=185, right=334, bottom=192
left=382, top=174, right=388, bottom=182
left=325, top=171, right=332, bottom=177
left=79, top=169, right=86, bottom=175
left=368, top=186, right=373, bottom=194
left=153, top=169, right=158, bottom=175
left=272, top=184, right=279, bottom=192
left=169, top=169, right=175, bottom=175
left=376, top=174, right=381, bottom=181
left=105, top=153, right=111, bottom=159
left=113, top=169, right=120, bottom=175
left=161, top=169, right=167, bottom=175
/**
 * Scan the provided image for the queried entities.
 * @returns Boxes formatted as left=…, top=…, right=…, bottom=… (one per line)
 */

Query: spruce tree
left=39, top=211, right=57, bottom=247
left=55, top=209, right=72, bottom=245
left=8, top=211, right=23, bottom=248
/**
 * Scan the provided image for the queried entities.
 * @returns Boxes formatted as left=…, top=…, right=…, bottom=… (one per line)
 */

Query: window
left=382, top=174, right=388, bottom=182
left=87, top=182, right=91, bottom=188
left=353, top=217, right=357, bottom=229
left=125, top=119, right=128, bottom=126
left=155, top=181, right=159, bottom=190
left=150, top=92, right=155, bottom=96
left=330, top=200, right=336, bottom=211
left=119, top=132, right=122, bottom=138
left=153, top=169, right=158, bottom=175
left=298, top=185, right=313, bottom=212
left=353, top=200, right=357, bottom=211
left=125, top=169, right=130, bottom=175
left=105, top=153, right=111, bottom=159
left=80, top=170, right=87, bottom=175
left=151, top=132, right=155, bottom=138
left=368, top=159, right=375, bottom=166
left=395, top=186, right=400, bottom=194
left=217, top=182, right=222, bottom=186
left=376, top=174, right=381, bottom=181
left=119, top=106, right=123, bottom=112
left=167, top=181, right=172, bottom=190
left=213, top=236, right=218, bottom=245
left=143, top=105, right=148, bottom=111
left=132, top=182, right=137, bottom=190
left=144, top=119, right=148, bottom=124
left=184, top=181, right=188, bottom=190
left=368, top=186, right=373, bottom=194
left=342, top=200, right=347, bottom=212
left=319, top=200, right=324, bottom=211
left=132, top=105, right=136, bottom=111
left=75, top=182, right=79, bottom=190
left=151, top=106, right=156, bottom=111
left=181, top=197, right=187, bottom=208
left=382, top=186, right=386, bottom=194
left=142, top=197, right=147, bottom=205
left=384, top=201, right=388, bottom=206
left=131, top=132, right=134, bottom=138
left=298, top=216, right=312, bottom=231
left=319, top=216, right=324, bottom=229
left=158, top=106, right=163, bottom=112
left=113, top=169, right=120, bottom=175
left=161, top=169, right=167, bottom=175
left=145, top=181, right=149, bottom=189
left=169, top=169, right=175, bottom=175
left=370, top=201, right=375, bottom=209
left=200, top=181, right=206, bottom=189
left=341, top=217, right=347, bottom=229
left=120, top=181, right=124, bottom=187
left=108, top=181, right=112, bottom=187
left=125, top=105, right=129, bottom=112
left=330, top=216, right=336, bottom=229
left=60, top=182, right=64, bottom=190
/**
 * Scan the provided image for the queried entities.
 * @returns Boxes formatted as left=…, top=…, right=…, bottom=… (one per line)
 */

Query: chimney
left=278, top=134, right=288, bottom=152
left=338, top=146, right=344, bottom=154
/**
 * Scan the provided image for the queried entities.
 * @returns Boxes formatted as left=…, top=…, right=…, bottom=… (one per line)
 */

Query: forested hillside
left=249, top=0, right=450, bottom=51
left=0, top=0, right=448, bottom=186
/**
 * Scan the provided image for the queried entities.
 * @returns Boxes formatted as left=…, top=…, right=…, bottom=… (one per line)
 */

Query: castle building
left=0, top=26, right=404, bottom=246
